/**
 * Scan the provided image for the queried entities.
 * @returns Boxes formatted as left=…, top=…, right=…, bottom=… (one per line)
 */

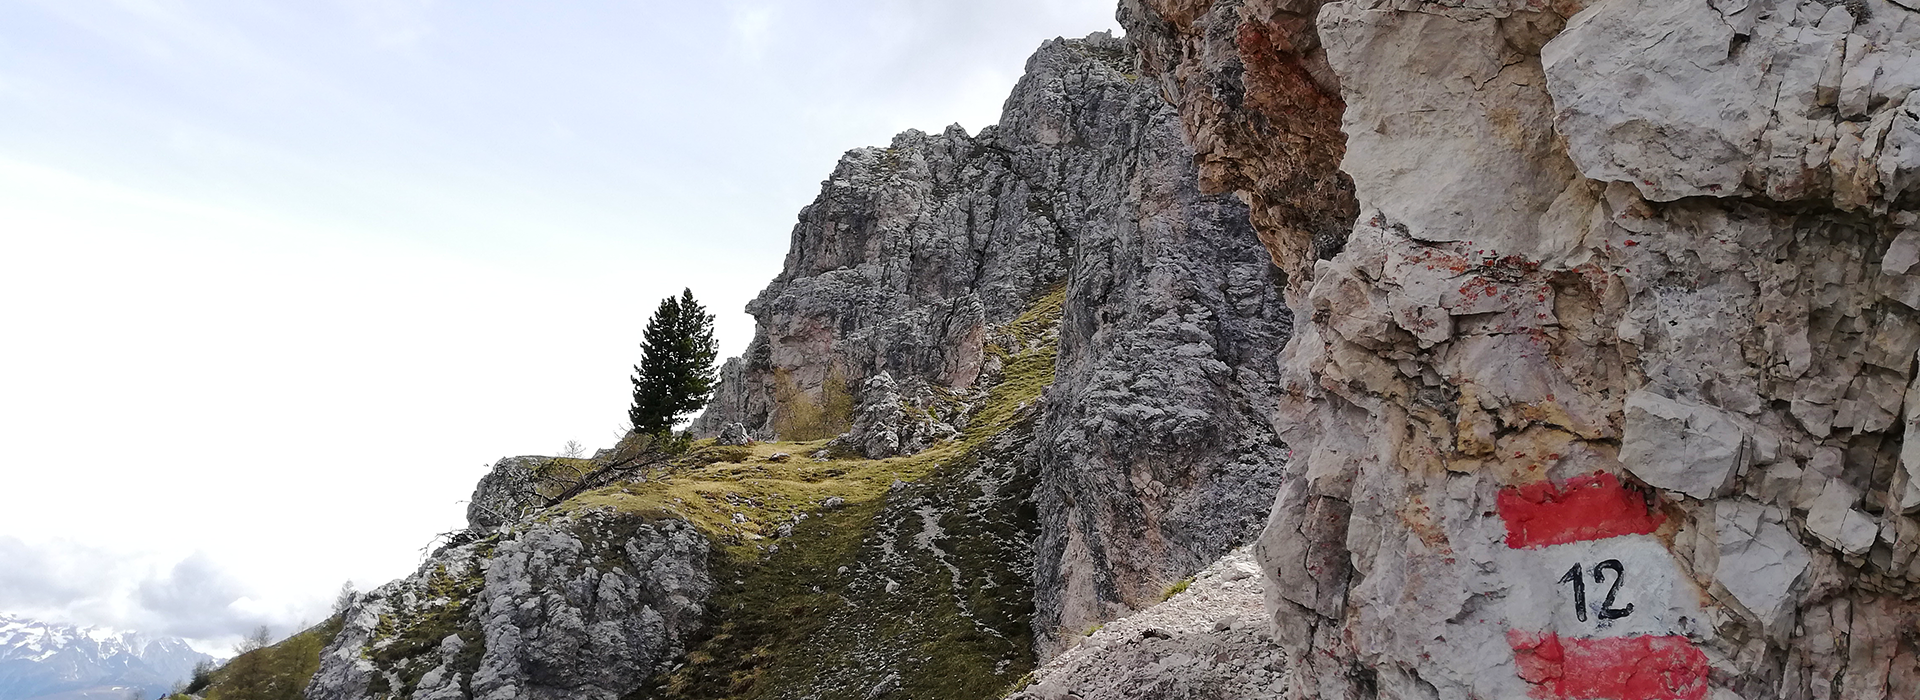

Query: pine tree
left=628, top=289, right=719, bottom=435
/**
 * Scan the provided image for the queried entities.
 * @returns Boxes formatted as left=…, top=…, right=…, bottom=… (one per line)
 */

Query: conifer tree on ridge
left=629, top=288, right=719, bottom=436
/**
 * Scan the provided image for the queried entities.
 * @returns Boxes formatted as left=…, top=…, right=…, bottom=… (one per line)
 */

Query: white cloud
left=336, top=0, right=440, bottom=49
left=727, top=3, right=778, bottom=62
left=0, top=537, right=312, bottom=650
left=0, top=0, right=1120, bottom=648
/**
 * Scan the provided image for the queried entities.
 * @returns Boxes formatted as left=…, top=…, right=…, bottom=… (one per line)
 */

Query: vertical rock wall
left=691, top=36, right=1135, bottom=441
left=693, top=33, right=1301, bottom=659
left=1029, top=80, right=1296, bottom=656
left=1132, top=0, right=1920, bottom=698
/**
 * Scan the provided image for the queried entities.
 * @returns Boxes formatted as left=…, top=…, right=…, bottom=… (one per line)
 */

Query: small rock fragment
left=1806, top=480, right=1880, bottom=555
left=717, top=422, right=753, bottom=446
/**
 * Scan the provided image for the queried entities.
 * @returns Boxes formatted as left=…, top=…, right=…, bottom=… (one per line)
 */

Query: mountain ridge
left=0, top=613, right=210, bottom=700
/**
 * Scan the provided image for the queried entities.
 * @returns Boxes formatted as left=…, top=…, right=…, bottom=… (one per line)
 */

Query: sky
left=0, top=0, right=1120, bottom=652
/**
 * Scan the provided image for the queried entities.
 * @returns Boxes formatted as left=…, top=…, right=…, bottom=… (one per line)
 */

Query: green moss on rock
left=365, top=559, right=489, bottom=698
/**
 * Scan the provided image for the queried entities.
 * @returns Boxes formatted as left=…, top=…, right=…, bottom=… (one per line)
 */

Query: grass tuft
left=180, top=616, right=344, bottom=700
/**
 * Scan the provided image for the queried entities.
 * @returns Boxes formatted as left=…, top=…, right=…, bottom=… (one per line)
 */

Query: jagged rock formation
left=1027, top=76, right=1293, bottom=656
left=691, top=32, right=1297, bottom=660
left=1128, top=0, right=1920, bottom=698
left=307, top=508, right=711, bottom=700
left=687, top=99, right=1080, bottom=443
left=464, top=456, right=556, bottom=535
left=276, top=29, right=1301, bottom=700
left=1119, top=0, right=1357, bottom=275
left=828, top=371, right=959, bottom=459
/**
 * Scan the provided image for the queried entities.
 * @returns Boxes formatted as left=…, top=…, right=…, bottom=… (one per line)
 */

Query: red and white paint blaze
left=1495, top=472, right=1710, bottom=700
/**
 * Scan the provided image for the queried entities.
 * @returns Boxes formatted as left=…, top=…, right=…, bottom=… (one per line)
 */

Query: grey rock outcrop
left=1011, top=548, right=1288, bottom=700
left=465, top=456, right=547, bottom=534
left=715, top=422, right=752, bottom=447
left=689, top=32, right=1298, bottom=661
left=689, top=34, right=1253, bottom=446
left=1028, top=66, right=1294, bottom=655
left=686, top=99, right=1077, bottom=441
left=307, top=510, right=712, bottom=700
left=826, top=372, right=957, bottom=459
left=1128, top=0, right=1920, bottom=698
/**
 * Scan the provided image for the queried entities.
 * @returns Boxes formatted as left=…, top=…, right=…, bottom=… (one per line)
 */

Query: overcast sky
left=0, top=0, right=1119, bottom=652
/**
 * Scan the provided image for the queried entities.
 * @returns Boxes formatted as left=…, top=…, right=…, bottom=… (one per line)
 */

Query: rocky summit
left=202, top=1, right=1920, bottom=699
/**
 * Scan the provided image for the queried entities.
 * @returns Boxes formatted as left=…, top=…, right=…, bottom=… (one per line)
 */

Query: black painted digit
left=1592, top=559, right=1633, bottom=620
left=1558, top=563, right=1588, bottom=622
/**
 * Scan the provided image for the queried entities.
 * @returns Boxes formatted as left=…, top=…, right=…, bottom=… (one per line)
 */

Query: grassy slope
left=635, top=287, right=1064, bottom=700
left=172, top=288, right=1065, bottom=700
left=171, top=616, right=343, bottom=700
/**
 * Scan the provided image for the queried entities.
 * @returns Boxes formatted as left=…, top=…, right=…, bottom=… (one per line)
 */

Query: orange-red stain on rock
left=1507, top=631, right=1709, bottom=700
left=1496, top=472, right=1665, bottom=549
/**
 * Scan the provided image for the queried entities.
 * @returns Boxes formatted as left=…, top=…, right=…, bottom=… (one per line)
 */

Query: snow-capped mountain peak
left=0, top=614, right=210, bottom=700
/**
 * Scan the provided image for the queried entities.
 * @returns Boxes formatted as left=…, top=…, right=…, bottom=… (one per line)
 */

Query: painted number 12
left=1558, top=559, right=1633, bottom=622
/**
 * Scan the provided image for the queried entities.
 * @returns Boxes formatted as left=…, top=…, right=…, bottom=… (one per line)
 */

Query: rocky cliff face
left=293, top=31, right=1298, bottom=700
left=693, top=32, right=1298, bottom=660
left=686, top=56, right=1087, bottom=443
left=1027, top=77, right=1293, bottom=657
left=307, top=508, right=712, bottom=700
left=1129, top=0, right=1920, bottom=698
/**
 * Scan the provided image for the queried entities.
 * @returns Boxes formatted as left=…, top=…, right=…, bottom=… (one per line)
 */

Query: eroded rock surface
left=465, top=456, right=548, bottom=535
left=1012, top=548, right=1287, bottom=700
left=1029, top=78, right=1294, bottom=656
left=689, top=32, right=1298, bottom=661
left=306, top=510, right=711, bottom=700
left=686, top=33, right=1115, bottom=441
left=1131, top=0, right=1920, bottom=698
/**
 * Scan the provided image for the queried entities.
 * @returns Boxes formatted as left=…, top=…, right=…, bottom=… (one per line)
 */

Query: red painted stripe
left=1497, top=472, right=1665, bottom=549
left=1508, top=631, right=1708, bottom=700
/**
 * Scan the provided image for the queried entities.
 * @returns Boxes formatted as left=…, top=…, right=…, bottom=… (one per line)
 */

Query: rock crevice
left=1130, top=0, right=1920, bottom=698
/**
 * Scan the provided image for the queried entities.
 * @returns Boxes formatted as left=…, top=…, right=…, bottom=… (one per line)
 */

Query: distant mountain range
left=0, top=614, right=211, bottom=700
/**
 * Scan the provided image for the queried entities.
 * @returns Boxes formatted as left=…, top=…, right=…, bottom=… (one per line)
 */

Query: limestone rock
left=1118, top=0, right=1356, bottom=274
left=715, top=422, right=751, bottom=447
left=1714, top=500, right=1812, bottom=627
left=1901, top=366, right=1920, bottom=513
left=827, top=372, right=958, bottom=459
left=687, top=35, right=1127, bottom=441
left=1010, top=548, right=1287, bottom=700
left=307, top=510, right=711, bottom=700
left=1807, top=479, right=1880, bottom=555
left=465, top=456, right=546, bottom=534
left=1620, top=390, right=1746, bottom=499
left=686, top=30, right=1300, bottom=663
left=1545, top=0, right=1920, bottom=210
left=1130, top=0, right=1920, bottom=697
left=1030, top=100, right=1293, bottom=656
